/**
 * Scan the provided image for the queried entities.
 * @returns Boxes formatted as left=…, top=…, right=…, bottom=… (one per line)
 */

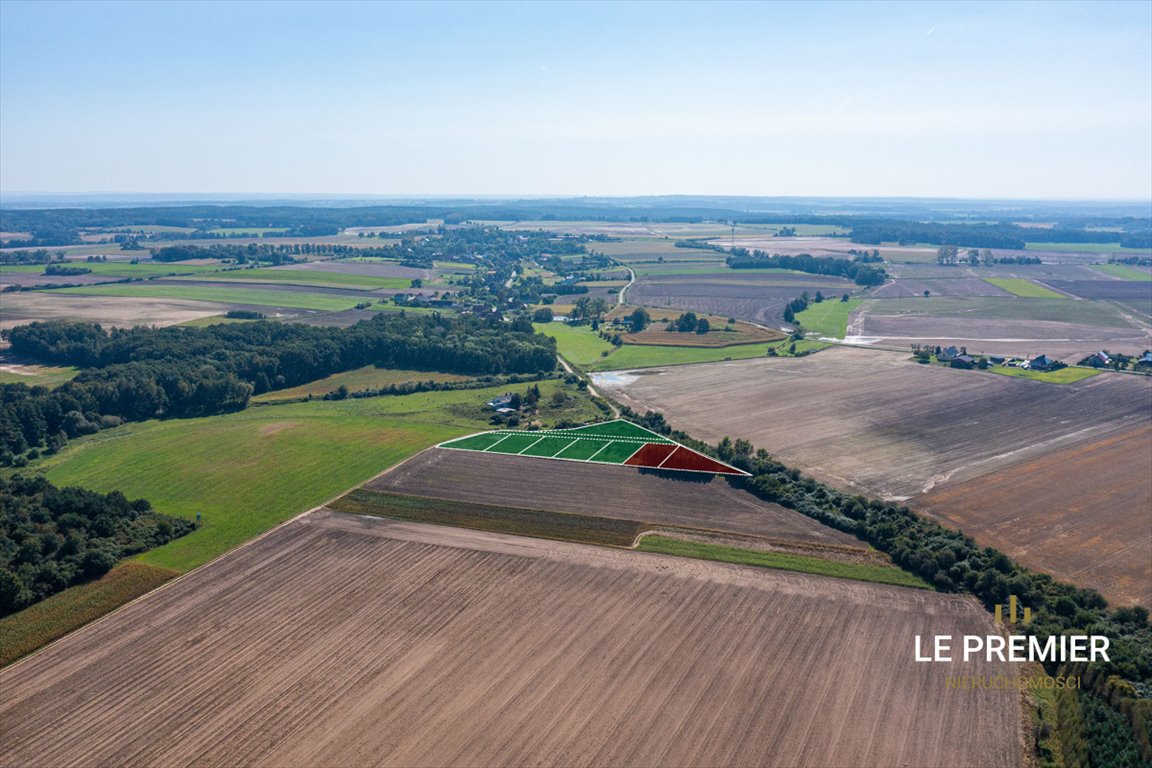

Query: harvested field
left=851, top=297, right=1151, bottom=358
left=1043, top=280, right=1152, bottom=310
left=869, top=277, right=1013, bottom=298
left=630, top=272, right=854, bottom=326
left=0, top=511, right=1023, bottom=768
left=368, top=447, right=858, bottom=547
left=0, top=292, right=231, bottom=329
left=915, top=424, right=1152, bottom=608
left=595, top=347, right=1152, bottom=501
left=0, top=271, right=122, bottom=288
left=710, top=236, right=938, bottom=262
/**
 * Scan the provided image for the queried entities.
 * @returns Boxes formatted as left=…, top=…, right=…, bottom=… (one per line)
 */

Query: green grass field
left=635, top=536, right=931, bottom=589
left=332, top=490, right=645, bottom=547
left=1091, top=264, right=1152, bottom=281
left=175, top=315, right=256, bottom=328
left=433, top=260, right=476, bottom=271
left=53, top=283, right=365, bottom=311
left=982, top=277, right=1067, bottom=299
left=534, top=321, right=617, bottom=366
left=794, top=298, right=861, bottom=338
left=180, top=268, right=411, bottom=290
left=251, top=366, right=472, bottom=402
left=0, top=362, right=80, bottom=387
left=36, top=381, right=589, bottom=573
left=985, top=366, right=1101, bottom=384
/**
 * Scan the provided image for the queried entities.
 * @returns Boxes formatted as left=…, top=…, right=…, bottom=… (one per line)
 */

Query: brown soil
left=368, top=448, right=860, bottom=548
left=0, top=512, right=1023, bottom=768
left=915, top=424, right=1152, bottom=608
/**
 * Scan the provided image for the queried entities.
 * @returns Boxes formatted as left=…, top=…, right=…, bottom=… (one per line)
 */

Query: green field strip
left=1091, top=264, right=1152, bottom=281
left=982, top=277, right=1067, bottom=299
left=518, top=436, right=579, bottom=457
left=589, top=440, right=643, bottom=465
left=441, top=432, right=507, bottom=451
left=484, top=433, right=547, bottom=454
left=553, top=438, right=612, bottom=461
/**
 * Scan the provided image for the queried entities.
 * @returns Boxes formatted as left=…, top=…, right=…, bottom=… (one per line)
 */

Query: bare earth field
left=368, top=447, right=861, bottom=548
left=0, top=271, right=123, bottom=288
left=870, top=277, right=1013, bottom=299
left=849, top=298, right=1151, bottom=359
left=916, top=424, right=1152, bottom=608
left=0, top=293, right=230, bottom=329
left=0, top=511, right=1023, bottom=768
left=276, top=260, right=431, bottom=279
left=631, top=272, right=855, bottom=326
left=596, top=348, right=1152, bottom=603
left=1043, top=280, right=1152, bottom=317
left=711, top=236, right=938, bottom=262
left=596, top=347, right=1152, bottom=500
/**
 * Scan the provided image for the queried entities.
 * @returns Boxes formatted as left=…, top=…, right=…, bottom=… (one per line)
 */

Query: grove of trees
left=0, top=474, right=193, bottom=616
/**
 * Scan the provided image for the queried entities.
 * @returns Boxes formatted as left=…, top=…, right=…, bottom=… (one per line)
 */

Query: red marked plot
left=660, top=447, right=746, bottom=475
left=623, top=442, right=677, bottom=468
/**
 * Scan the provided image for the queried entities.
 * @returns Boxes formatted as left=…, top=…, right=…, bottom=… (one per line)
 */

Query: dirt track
left=368, top=447, right=862, bottom=548
left=0, top=512, right=1023, bottom=768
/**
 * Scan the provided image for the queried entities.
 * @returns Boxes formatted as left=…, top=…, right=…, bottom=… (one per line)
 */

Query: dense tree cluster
left=150, top=244, right=301, bottom=264
left=42, top=264, right=91, bottom=276
left=0, top=315, right=557, bottom=461
left=781, top=292, right=813, bottom=324
left=726, top=251, right=887, bottom=286
left=0, top=474, right=193, bottom=616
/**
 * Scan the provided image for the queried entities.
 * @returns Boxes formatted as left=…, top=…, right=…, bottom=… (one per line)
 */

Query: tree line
left=0, top=315, right=557, bottom=462
left=0, top=474, right=193, bottom=616
left=726, top=251, right=887, bottom=286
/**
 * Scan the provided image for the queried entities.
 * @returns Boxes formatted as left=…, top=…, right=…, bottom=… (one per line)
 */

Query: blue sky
left=1, top=0, right=1149, bottom=198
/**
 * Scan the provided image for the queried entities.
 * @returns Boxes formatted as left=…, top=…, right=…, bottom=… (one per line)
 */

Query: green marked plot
left=590, top=440, right=643, bottom=464
left=485, top=433, right=547, bottom=454
left=443, top=433, right=507, bottom=451
left=520, top=436, right=578, bottom=457
left=554, top=438, right=612, bottom=460
left=983, top=277, right=1066, bottom=299
left=561, top=420, right=670, bottom=442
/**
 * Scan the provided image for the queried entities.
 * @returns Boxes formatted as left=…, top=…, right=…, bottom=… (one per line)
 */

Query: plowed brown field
left=916, top=424, right=1152, bottom=607
left=596, top=347, right=1152, bottom=604
left=368, top=447, right=861, bottom=547
left=0, top=512, right=1023, bottom=768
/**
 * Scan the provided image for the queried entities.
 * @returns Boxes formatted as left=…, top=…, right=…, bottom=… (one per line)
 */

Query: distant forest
left=2, top=201, right=1148, bottom=251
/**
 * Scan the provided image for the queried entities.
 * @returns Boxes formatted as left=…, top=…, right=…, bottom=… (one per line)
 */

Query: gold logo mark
left=995, top=595, right=1032, bottom=626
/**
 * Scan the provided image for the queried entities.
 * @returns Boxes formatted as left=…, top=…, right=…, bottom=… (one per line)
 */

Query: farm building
left=486, top=393, right=517, bottom=410
left=1082, top=351, right=1113, bottom=368
left=950, top=354, right=976, bottom=369
left=989, top=355, right=1006, bottom=365
left=938, top=345, right=962, bottom=362
left=1029, top=354, right=1057, bottom=371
